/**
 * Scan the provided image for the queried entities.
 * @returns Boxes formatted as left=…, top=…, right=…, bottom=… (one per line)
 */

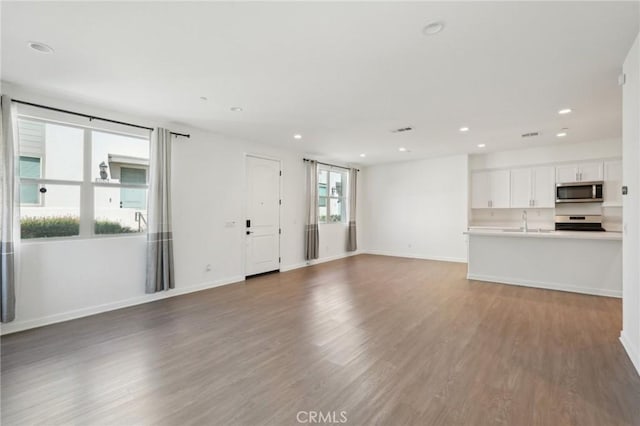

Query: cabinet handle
left=576, top=172, right=578, bottom=181
left=532, top=199, right=535, bottom=207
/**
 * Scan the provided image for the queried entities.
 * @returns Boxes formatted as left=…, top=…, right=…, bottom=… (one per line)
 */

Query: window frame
left=317, top=166, right=348, bottom=224
left=17, top=115, right=151, bottom=241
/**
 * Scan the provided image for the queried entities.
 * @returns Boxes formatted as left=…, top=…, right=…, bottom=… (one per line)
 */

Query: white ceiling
left=1, top=1, right=638, bottom=165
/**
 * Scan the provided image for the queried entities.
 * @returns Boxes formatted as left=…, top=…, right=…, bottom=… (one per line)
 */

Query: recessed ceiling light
left=359, top=153, right=366, bottom=158
left=459, top=126, right=470, bottom=132
left=27, top=41, right=54, bottom=54
left=293, top=134, right=302, bottom=140
left=423, top=21, right=445, bottom=36
left=558, top=108, right=572, bottom=115
left=556, top=132, right=567, bottom=137
left=477, top=144, right=486, bottom=148
left=398, top=147, right=407, bottom=152
left=230, top=106, right=243, bottom=112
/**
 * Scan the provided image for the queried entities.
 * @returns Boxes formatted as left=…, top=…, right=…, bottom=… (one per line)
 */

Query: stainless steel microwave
left=556, top=181, right=603, bottom=203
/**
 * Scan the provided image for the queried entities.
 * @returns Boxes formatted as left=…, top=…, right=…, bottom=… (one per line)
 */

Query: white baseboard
left=280, top=250, right=362, bottom=272
left=467, top=273, right=622, bottom=298
left=363, top=249, right=467, bottom=264
left=0, top=275, right=245, bottom=336
left=620, top=331, right=640, bottom=376
left=2, top=252, right=365, bottom=335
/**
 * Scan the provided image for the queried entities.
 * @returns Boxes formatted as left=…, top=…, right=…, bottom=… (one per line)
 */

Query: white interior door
left=245, top=155, right=281, bottom=276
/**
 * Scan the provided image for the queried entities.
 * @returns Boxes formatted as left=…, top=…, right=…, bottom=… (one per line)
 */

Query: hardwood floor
left=2, top=254, right=639, bottom=425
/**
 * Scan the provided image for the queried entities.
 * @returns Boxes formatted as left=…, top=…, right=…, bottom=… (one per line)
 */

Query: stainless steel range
left=554, top=215, right=605, bottom=232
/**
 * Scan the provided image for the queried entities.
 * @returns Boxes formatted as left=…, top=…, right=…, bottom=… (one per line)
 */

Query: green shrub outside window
left=21, top=216, right=134, bottom=239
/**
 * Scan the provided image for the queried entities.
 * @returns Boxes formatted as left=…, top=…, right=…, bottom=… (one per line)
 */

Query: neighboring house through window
left=318, top=166, right=348, bottom=223
left=106, top=154, right=149, bottom=210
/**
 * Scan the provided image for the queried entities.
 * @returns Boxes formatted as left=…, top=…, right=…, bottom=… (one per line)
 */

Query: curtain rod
left=303, top=158, right=359, bottom=172
left=12, top=99, right=190, bottom=138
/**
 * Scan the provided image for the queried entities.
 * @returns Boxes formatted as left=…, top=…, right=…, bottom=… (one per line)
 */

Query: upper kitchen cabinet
left=532, top=166, right=556, bottom=208
left=555, top=162, right=603, bottom=183
left=510, top=168, right=532, bottom=208
left=579, top=162, right=604, bottom=182
left=604, top=160, right=622, bottom=206
left=555, top=164, right=579, bottom=184
left=471, top=170, right=510, bottom=208
left=510, top=166, right=555, bottom=208
left=471, top=171, right=489, bottom=208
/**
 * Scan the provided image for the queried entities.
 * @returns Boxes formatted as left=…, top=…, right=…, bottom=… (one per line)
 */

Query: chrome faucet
left=521, top=210, right=528, bottom=232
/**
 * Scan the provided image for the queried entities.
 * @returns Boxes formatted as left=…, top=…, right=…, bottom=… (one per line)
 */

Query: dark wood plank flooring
left=2, top=254, right=639, bottom=425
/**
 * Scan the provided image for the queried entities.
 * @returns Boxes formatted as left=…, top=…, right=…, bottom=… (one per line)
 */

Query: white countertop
left=465, top=227, right=622, bottom=241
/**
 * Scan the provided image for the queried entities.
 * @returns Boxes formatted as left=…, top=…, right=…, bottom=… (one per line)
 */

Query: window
left=92, top=131, right=149, bottom=234
left=17, top=116, right=150, bottom=239
left=19, top=156, right=41, bottom=205
left=318, top=167, right=348, bottom=223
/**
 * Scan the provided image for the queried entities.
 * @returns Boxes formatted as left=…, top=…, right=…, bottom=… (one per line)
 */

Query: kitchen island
left=464, top=228, right=622, bottom=297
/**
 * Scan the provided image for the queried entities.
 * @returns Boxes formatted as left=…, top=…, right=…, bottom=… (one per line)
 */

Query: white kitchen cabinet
left=555, top=162, right=603, bottom=183
left=471, top=170, right=510, bottom=208
left=604, top=160, right=622, bottom=206
left=471, top=171, right=489, bottom=208
left=532, top=166, right=556, bottom=208
left=579, top=162, right=604, bottom=182
left=489, top=170, right=510, bottom=208
left=556, top=165, right=579, bottom=184
left=510, top=168, right=532, bottom=208
left=510, top=166, right=555, bottom=208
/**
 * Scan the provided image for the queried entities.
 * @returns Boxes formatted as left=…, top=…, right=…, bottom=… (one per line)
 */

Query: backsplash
left=470, top=204, right=622, bottom=232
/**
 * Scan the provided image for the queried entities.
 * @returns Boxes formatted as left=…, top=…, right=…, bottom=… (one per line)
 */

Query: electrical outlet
left=205, top=264, right=212, bottom=272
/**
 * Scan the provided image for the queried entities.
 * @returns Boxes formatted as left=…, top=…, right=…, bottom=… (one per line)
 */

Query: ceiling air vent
left=521, top=131, right=540, bottom=138
left=391, top=126, right=413, bottom=133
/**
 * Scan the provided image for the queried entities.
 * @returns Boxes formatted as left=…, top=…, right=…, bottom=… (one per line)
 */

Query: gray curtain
left=0, top=95, right=19, bottom=322
left=347, top=168, right=357, bottom=252
left=305, top=160, right=319, bottom=260
left=146, top=128, right=175, bottom=293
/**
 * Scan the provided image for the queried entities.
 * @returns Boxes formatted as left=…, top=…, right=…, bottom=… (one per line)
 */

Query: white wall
left=621, top=33, right=640, bottom=375
left=362, top=154, right=469, bottom=263
left=469, top=138, right=622, bottom=171
left=0, top=82, right=364, bottom=334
